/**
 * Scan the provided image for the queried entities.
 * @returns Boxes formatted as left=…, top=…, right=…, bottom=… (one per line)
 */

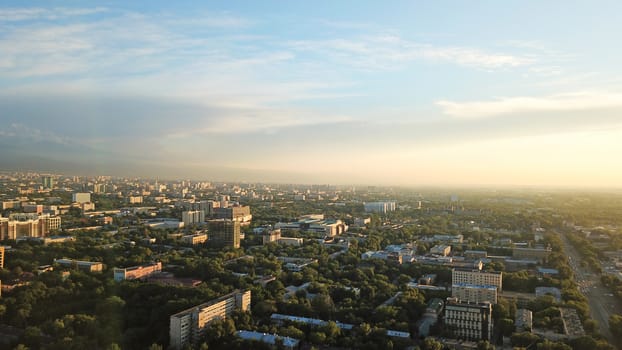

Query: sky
left=1, top=1, right=622, bottom=187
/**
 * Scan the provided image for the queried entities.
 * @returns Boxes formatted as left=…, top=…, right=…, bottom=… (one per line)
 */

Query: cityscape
left=2, top=1, right=622, bottom=350
left=1, top=173, right=621, bottom=349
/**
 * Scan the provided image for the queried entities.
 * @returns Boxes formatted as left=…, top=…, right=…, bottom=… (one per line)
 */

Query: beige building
left=128, top=196, right=143, bottom=204
left=452, top=269, right=502, bottom=291
left=181, top=233, right=208, bottom=245
left=262, top=229, right=281, bottom=244
left=0, top=246, right=4, bottom=268
left=452, top=283, right=498, bottom=304
left=278, top=237, right=303, bottom=246
left=169, top=290, right=251, bottom=350
left=0, top=213, right=60, bottom=240
left=72, top=192, right=91, bottom=204
left=430, top=244, right=451, bottom=256
left=54, top=258, right=103, bottom=273
left=114, top=262, right=162, bottom=281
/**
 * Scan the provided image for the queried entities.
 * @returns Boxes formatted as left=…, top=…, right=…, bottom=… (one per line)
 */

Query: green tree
left=421, top=337, right=443, bottom=350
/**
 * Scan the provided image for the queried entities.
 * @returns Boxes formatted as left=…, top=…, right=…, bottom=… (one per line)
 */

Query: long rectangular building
left=452, top=283, right=498, bottom=304
left=114, top=262, right=162, bottom=281
left=0, top=213, right=61, bottom=240
left=169, top=290, right=251, bottom=350
left=452, top=269, right=502, bottom=291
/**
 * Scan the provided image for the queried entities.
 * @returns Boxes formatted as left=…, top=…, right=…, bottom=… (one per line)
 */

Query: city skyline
left=2, top=1, right=622, bottom=187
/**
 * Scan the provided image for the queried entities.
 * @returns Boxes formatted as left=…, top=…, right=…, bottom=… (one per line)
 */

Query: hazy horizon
left=2, top=1, right=622, bottom=187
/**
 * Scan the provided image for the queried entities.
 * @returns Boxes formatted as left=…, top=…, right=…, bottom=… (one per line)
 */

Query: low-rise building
left=512, top=246, right=552, bottom=263
left=262, top=229, right=281, bottom=244
left=114, top=262, right=162, bottom=281
left=464, top=250, right=488, bottom=260
left=236, top=330, right=300, bottom=350
left=181, top=233, right=208, bottom=245
left=278, top=237, right=303, bottom=246
left=54, top=258, right=103, bottom=273
left=430, top=244, right=451, bottom=256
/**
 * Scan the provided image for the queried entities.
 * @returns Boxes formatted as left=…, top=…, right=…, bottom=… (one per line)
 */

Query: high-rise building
left=208, top=219, right=240, bottom=248
left=0, top=213, right=59, bottom=240
left=42, top=176, right=55, bottom=189
left=182, top=210, right=205, bottom=226
left=213, top=205, right=252, bottom=224
left=169, top=290, right=251, bottom=350
left=364, top=201, right=397, bottom=214
left=444, top=297, right=493, bottom=341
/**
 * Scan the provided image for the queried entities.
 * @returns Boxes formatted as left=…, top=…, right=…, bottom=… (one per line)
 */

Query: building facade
left=114, top=262, right=162, bottom=281
left=54, top=258, right=103, bottom=272
left=512, top=247, right=552, bottom=262
left=42, top=176, right=55, bottom=189
left=262, top=229, right=281, bottom=244
left=363, top=201, right=397, bottom=214
left=451, top=283, right=498, bottom=304
left=72, top=192, right=91, bottom=204
left=430, top=244, right=451, bottom=256
left=213, top=205, right=252, bottom=224
left=208, top=219, right=240, bottom=248
left=181, top=233, right=208, bottom=245
left=444, top=298, right=493, bottom=341
left=182, top=210, right=205, bottom=226
left=169, top=290, right=251, bottom=350
left=0, top=213, right=60, bottom=240
left=452, top=269, right=502, bottom=291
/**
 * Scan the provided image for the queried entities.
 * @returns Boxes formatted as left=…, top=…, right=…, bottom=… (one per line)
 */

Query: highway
left=559, top=231, right=619, bottom=343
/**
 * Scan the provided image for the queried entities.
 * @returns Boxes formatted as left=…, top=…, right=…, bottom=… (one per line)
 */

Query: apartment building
left=452, top=269, right=502, bottom=291
left=451, top=283, right=498, bottom=304
left=169, top=290, right=251, bottom=350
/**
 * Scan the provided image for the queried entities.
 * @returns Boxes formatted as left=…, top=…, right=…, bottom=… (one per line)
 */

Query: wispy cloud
left=436, top=91, right=622, bottom=118
left=289, top=35, right=534, bottom=70
left=0, top=123, right=70, bottom=145
left=0, top=7, right=107, bottom=21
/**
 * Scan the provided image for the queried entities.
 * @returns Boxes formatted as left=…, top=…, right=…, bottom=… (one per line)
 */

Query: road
left=559, top=231, right=619, bottom=343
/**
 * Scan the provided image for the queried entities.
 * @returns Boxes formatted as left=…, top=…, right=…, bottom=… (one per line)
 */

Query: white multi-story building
left=452, top=269, right=502, bottom=291
left=444, top=298, right=493, bottom=341
left=169, top=290, right=251, bottom=350
left=363, top=201, right=396, bottom=214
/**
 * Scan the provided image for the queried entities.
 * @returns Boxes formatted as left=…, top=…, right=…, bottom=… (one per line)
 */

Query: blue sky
left=2, top=1, right=622, bottom=186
